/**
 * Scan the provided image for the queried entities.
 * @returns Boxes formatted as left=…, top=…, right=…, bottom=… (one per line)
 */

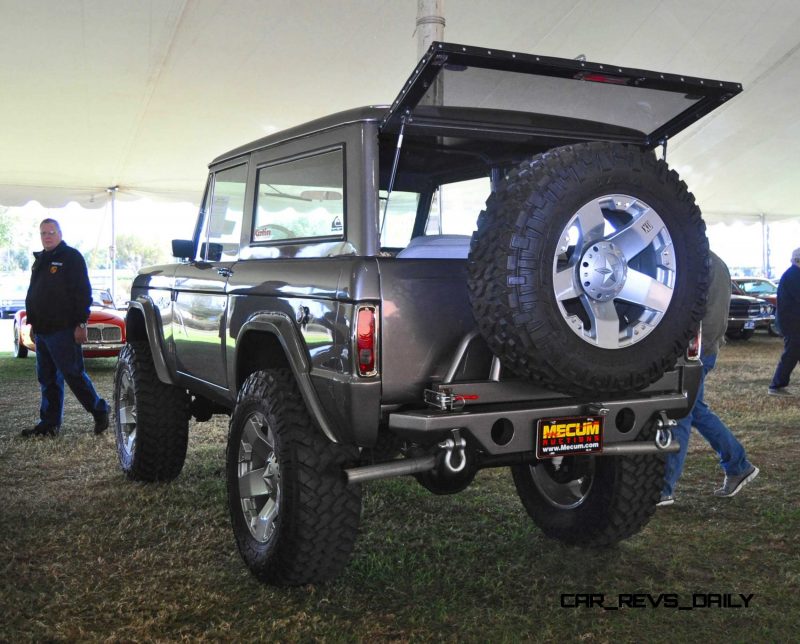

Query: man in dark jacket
left=20, top=218, right=109, bottom=437
left=768, top=247, right=800, bottom=396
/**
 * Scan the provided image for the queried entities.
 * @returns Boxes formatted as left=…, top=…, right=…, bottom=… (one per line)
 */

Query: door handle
left=217, top=267, right=233, bottom=278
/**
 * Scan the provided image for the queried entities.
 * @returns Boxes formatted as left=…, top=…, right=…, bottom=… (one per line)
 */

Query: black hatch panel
left=381, top=42, right=742, bottom=149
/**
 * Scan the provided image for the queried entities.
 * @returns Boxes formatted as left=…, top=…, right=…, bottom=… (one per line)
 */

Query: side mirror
left=172, top=239, right=194, bottom=259
left=200, top=242, right=223, bottom=262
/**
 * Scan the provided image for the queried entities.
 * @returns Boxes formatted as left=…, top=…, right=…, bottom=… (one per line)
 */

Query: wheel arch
left=235, top=312, right=342, bottom=444
left=125, top=297, right=177, bottom=386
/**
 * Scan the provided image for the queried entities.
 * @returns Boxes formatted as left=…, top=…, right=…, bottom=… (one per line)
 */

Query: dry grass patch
left=1, top=334, right=798, bottom=642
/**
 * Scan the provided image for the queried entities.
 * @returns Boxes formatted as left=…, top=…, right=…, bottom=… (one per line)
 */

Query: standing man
left=20, top=218, right=109, bottom=438
left=768, top=247, right=800, bottom=396
left=659, top=251, right=759, bottom=505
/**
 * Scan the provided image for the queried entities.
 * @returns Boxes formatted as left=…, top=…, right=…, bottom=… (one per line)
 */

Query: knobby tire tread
left=512, top=424, right=664, bottom=546
left=468, top=142, right=709, bottom=395
left=115, top=341, right=189, bottom=482
left=228, top=369, right=362, bottom=586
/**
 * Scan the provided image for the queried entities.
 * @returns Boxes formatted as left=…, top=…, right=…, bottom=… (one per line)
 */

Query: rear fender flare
left=236, top=311, right=341, bottom=444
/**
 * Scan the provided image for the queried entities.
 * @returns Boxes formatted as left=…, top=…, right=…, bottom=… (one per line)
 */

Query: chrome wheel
left=236, top=411, right=281, bottom=543
left=116, top=367, right=137, bottom=461
left=553, top=194, right=676, bottom=349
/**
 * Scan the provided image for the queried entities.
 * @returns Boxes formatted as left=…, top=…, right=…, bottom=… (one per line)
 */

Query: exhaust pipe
left=600, top=442, right=679, bottom=455
left=345, top=455, right=436, bottom=485
left=600, top=428, right=679, bottom=454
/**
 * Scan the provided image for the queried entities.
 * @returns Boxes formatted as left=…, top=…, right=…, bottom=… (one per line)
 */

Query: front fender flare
left=127, top=297, right=178, bottom=386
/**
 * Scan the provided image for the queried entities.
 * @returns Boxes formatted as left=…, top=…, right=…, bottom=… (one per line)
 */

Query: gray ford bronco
left=114, top=43, right=741, bottom=586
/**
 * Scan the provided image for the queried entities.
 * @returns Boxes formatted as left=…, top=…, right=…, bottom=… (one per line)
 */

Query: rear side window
left=253, top=149, right=345, bottom=243
left=380, top=177, right=489, bottom=249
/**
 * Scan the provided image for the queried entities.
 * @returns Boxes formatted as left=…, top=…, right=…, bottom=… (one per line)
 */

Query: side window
left=380, top=190, right=421, bottom=248
left=426, top=177, right=490, bottom=236
left=253, top=149, right=344, bottom=243
left=198, top=164, right=247, bottom=261
left=379, top=177, right=490, bottom=250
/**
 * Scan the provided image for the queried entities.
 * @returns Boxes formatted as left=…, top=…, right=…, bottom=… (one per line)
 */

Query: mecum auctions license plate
left=536, top=415, right=604, bottom=458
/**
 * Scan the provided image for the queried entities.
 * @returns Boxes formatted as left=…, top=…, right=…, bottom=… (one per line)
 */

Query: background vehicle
left=726, top=281, right=775, bottom=340
left=733, top=277, right=780, bottom=335
left=0, top=279, right=27, bottom=318
left=13, top=288, right=126, bottom=358
left=114, top=43, right=741, bottom=586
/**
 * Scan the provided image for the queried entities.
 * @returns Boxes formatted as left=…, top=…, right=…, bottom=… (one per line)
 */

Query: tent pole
left=416, top=0, right=445, bottom=59
left=107, top=186, right=118, bottom=302
left=761, top=213, right=768, bottom=277
left=416, top=0, right=445, bottom=106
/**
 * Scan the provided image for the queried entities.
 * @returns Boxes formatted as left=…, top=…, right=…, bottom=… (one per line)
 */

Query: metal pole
left=107, top=186, right=118, bottom=301
left=416, top=0, right=445, bottom=106
left=416, top=0, right=445, bottom=58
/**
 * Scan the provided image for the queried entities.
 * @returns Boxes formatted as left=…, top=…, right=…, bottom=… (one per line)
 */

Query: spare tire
left=467, top=142, right=709, bottom=396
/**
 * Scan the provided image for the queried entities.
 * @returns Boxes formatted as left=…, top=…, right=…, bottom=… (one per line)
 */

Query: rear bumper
left=388, top=364, right=701, bottom=456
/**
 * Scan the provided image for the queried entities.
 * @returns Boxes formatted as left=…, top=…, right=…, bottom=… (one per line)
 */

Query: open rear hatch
left=381, top=42, right=742, bottom=149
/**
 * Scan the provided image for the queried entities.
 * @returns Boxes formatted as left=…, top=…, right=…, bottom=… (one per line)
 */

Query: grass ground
left=0, top=323, right=797, bottom=642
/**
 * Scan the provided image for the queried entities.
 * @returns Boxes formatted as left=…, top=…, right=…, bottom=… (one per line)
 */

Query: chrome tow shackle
left=438, top=429, right=467, bottom=473
left=655, top=411, right=677, bottom=450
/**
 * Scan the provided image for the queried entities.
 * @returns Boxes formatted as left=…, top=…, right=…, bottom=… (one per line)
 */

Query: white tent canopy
left=1, top=0, right=800, bottom=224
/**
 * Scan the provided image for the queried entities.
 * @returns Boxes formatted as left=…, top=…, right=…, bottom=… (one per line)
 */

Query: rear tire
left=113, top=341, right=190, bottom=481
left=226, top=369, right=362, bottom=586
left=511, top=424, right=664, bottom=546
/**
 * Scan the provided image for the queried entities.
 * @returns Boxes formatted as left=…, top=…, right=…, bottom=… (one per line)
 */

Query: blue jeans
left=770, top=333, right=800, bottom=389
left=35, top=328, right=108, bottom=427
left=662, top=353, right=752, bottom=497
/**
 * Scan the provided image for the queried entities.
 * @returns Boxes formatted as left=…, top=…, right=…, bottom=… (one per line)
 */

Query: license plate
left=536, top=415, right=604, bottom=458
left=744, top=321, right=756, bottom=329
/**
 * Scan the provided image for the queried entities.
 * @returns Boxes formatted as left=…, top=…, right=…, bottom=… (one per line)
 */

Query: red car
left=13, top=288, right=126, bottom=358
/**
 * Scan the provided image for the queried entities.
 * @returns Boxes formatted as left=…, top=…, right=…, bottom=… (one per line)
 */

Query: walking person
left=20, top=218, right=109, bottom=438
left=768, top=247, right=800, bottom=396
left=659, top=251, right=759, bottom=505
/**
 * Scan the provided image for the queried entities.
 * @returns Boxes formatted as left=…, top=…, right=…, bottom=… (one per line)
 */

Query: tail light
left=355, top=306, right=378, bottom=376
left=687, top=323, right=702, bottom=361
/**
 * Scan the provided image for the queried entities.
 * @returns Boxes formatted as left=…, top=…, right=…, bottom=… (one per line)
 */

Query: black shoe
left=20, top=423, right=60, bottom=438
left=93, top=410, right=110, bottom=434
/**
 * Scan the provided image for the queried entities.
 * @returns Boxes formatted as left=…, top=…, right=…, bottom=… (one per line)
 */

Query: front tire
left=511, top=425, right=664, bottom=546
left=113, top=341, right=190, bottom=481
left=226, top=369, right=362, bottom=586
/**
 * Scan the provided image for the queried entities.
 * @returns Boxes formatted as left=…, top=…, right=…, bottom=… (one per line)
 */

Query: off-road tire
left=113, top=341, right=190, bottom=481
left=468, top=142, right=709, bottom=395
left=226, top=369, right=362, bottom=586
left=511, top=423, right=664, bottom=546
left=13, top=321, right=28, bottom=358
